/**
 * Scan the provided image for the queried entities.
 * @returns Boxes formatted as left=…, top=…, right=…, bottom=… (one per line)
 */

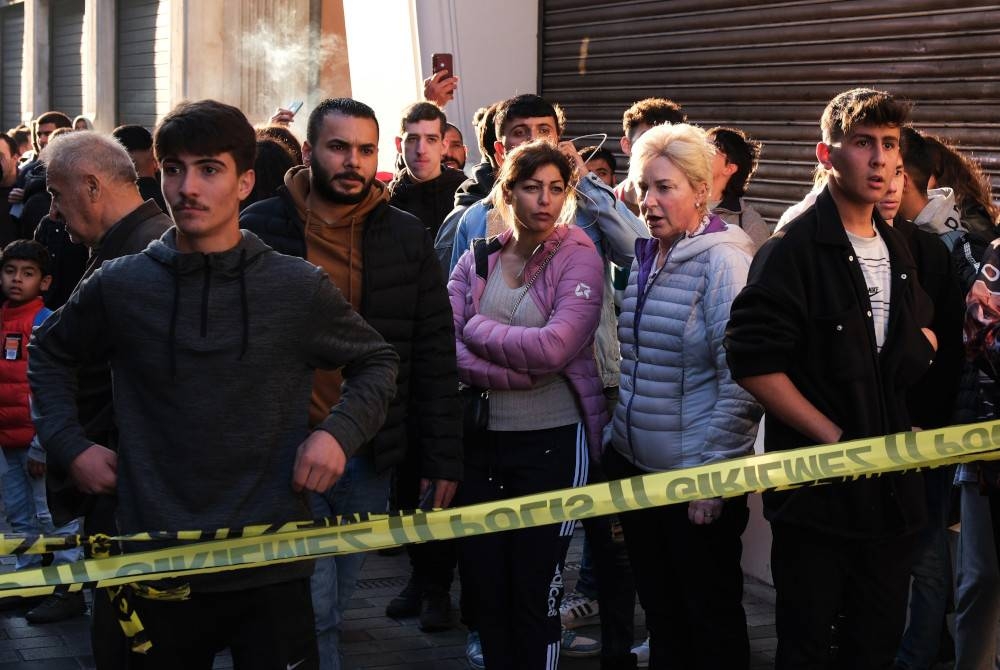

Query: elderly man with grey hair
left=32, top=129, right=170, bottom=654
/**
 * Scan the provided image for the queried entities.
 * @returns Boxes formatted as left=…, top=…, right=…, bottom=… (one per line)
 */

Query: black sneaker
left=418, top=589, right=452, bottom=632
left=385, top=580, right=423, bottom=618
left=25, top=592, right=85, bottom=624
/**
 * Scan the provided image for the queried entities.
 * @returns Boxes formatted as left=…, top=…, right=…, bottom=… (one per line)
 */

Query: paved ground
left=0, top=528, right=779, bottom=669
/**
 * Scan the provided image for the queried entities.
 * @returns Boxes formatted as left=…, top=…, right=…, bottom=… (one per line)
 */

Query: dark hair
left=580, top=145, right=617, bottom=174
left=494, top=94, right=562, bottom=141
left=821, top=88, right=911, bottom=145
left=497, top=140, right=576, bottom=196
left=112, top=124, right=153, bottom=152
left=622, top=98, right=686, bottom=139
left=32, top=111, right=72, bottom=152
left=899, top=126, right=936, bottom=193
left=477, top=102, right=500, bottom=165
left=306, top=98, right=379, bottom=146
left=923, top=132, right=999, bottom=223
left=7, top=126, right=30, bottom=152
left=154, top=100, right=256, bottom=174
left=709, top=126, right=761, bottom=201
left=256, top=125, right=302, bottom=165
left=242, top=138, right=296, bottom=211
left=400, top=101, right=447, bottom=137
left=0, top=134, right=18, bottom=158
left=1, top=239, right=50, bottom=276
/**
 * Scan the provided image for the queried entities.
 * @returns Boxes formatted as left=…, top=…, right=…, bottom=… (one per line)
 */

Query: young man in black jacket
left=240, top=97, right=461, bottom=670
left=384, top=100, right=466, bottom=631
left=387, top=102, right=466, bottom=241
left=725, top=88, right=937, bottom=669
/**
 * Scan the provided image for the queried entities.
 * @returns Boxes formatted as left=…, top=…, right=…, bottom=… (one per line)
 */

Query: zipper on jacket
left=625, top=242, right=679, bottom=457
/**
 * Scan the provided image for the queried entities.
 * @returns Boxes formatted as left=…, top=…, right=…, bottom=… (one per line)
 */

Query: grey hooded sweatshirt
left=29, top=229, right=399, bottom=591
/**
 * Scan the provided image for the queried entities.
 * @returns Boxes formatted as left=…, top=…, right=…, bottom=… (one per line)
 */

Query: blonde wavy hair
left=628, top=123, right=714, bottom=216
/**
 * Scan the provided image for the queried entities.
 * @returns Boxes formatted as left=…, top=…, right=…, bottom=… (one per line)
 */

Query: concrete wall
left=16, top=0, right=351, bottom=131
left=413, top=0, right=538, bottom=168
left=342, top=0, right=421, bottom=172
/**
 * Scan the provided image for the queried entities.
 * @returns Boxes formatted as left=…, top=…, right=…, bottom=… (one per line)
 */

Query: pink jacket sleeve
left=462, top=244, right=604, bottom=375
left=447, top=252, right=535, bottom=390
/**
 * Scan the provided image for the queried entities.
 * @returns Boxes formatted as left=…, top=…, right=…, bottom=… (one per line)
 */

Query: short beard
left=310, top=161, right=374, bottom=205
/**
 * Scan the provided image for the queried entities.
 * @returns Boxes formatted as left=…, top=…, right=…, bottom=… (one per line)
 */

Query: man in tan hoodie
left=240, top=97, right=461, bottom=670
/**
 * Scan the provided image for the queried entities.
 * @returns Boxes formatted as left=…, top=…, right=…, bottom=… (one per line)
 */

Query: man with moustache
left=240, top=98, right=460, bottom=670
left=31, top=99, right=399, bottom=668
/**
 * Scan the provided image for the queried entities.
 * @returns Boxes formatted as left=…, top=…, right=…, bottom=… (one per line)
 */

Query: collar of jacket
left=471, top=224, right=573, bottom=280
left=92, top=200, right=164, bottom=258
left=813, top=185, right=890, bottom=248
left=716, top=192, right=742, bottom=213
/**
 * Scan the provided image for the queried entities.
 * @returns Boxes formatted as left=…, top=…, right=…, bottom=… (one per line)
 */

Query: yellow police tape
left=3, top=419, right=1000, bottom=598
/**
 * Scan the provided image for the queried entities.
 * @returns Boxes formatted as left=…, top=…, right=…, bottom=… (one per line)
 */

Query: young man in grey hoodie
left=28, top=99, right=399, bottom=669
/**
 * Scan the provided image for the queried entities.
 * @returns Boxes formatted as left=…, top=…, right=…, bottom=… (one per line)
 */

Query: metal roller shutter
left=49, top=0, right=85, bottom=118
left=1, top=3, right=24, bottom=131
left=117, top=0, right=170, bottom=127
left=540, top=0, right=1000, bottom=222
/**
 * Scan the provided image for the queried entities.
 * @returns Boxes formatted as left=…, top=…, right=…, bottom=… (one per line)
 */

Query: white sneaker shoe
left=632, top=636, right=650, bottom=668
left=559, top=590, right=599, bottom=628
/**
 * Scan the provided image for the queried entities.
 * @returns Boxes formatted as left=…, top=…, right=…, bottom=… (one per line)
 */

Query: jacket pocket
left=814, top=309, right=870, bottom=381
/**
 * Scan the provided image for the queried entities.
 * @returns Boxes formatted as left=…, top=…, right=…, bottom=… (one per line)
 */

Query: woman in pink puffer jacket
left=447, top=141, right=606, bottom=670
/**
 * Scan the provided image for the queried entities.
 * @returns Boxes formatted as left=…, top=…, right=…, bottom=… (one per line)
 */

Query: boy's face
left=160, top=151, right=253, bottom=252
left=876, top=157, right=905, bottom=222
left=495, top=115, right=559, bottom=162
left=819, top=123, right=900, bottom=206
left=1, top=260, right=50, bottom=306
left=586, top=157, right=616, bottom=187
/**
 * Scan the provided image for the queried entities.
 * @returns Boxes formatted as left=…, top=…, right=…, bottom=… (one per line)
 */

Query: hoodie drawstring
left=168, top=258, right=180, bottom=380
left=200, top=256, right=211, bottom=338
left=167, top=248, right=251, bottom=379
left=237, top=248, right=249, bottom=360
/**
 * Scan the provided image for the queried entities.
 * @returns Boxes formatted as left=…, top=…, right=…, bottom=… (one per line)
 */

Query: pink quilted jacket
left=447, top=224, right=609, bottom=457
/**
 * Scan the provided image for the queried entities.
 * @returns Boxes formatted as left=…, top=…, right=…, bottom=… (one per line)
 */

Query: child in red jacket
left=0, top=240, right=83, bottom=622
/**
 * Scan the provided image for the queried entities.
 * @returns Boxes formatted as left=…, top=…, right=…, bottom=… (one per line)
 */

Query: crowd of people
left=0, top=71, right=995, bottom=670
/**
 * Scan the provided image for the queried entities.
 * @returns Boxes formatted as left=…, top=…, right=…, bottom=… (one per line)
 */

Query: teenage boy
left=29, top=100, right=399, bottom=668
left=707, top=126, right=771, bottom=250
left=725, top=88, right=937, bottom=668
left=580, top=146, right=617, bottom=187
left=0, top=240, right=84, bottom=623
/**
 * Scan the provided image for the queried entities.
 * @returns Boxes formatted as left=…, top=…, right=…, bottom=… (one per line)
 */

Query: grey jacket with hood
left=29, top=229, right=399, bottom=590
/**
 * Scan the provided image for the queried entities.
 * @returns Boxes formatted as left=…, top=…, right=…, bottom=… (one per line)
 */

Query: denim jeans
left=896, top=467, right=954, bottom=670
left=1, top=449, right=81, bottom=570
left=954, top=482, right=1000, bottom=670
left=309, top=452, right=391, bottom=670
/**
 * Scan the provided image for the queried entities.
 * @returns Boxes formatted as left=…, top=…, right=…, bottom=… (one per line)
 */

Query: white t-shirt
left=846, top=226, right=892, bottom=352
